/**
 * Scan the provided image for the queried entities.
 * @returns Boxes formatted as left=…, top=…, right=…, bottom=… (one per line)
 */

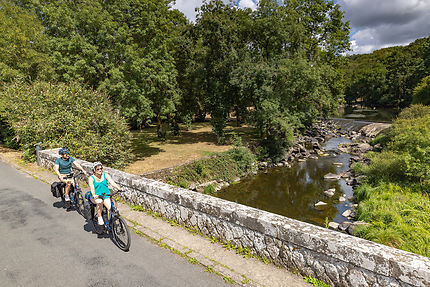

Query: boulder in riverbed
left=347, top=221, right=370, bottom=235
left=359, top=122, right=391, bottom=138
left=342, top=209, right=352, bottom=217
left=324, top=188, right=336, bottom=197
left=315, top=201, right=328, bottom=207
left=324, top=173, right=341, bottom=180
left=338, top=221, right=351, bottom=232
left=328, top=222, right=339, bottom=230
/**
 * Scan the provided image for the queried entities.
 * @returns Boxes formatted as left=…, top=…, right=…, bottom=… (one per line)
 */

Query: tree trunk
left=157, top=114, right=163, bottom=139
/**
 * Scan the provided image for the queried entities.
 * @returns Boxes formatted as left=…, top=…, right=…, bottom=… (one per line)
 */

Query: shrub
left=387, top=106, right=430, bottom=186
left=412, top=76, right=430, bottom=106
left=361, top=151, right=409, bottom=184
left=0, top=80, right=132, bottom=168
left=360, top=105, right=430, bottom=190
left=369, top=129, right=391, bottom=148
left=396, top=104, right=430, bottom=120
left=171, top=145, right=256, bottom=186
left=0, top=118, right=19, bottom=149
left=203, top=184, right=216, bottom=195
left=353, top=105, right=430, bottom=256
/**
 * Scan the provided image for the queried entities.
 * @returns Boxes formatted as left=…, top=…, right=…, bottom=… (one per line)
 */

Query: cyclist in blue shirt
left=54, top=148, right=88, bottom=206
left=88, top=162, right=121, bottom=225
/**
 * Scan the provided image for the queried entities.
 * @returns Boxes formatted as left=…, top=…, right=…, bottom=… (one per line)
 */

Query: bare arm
left=105, top=173, right=121, bottom=191
left=54, top=164, right=63, bottom=179
left=88, top=176, right=97, bottom=198
left=72, top=161, right=88, bottom=176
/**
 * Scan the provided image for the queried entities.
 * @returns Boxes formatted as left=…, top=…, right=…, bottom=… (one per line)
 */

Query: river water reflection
left=217, top=137, right=354, bottom=227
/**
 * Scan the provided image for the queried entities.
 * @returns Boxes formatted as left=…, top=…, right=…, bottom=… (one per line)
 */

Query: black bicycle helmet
left=59, top=147, right=70, bottom=155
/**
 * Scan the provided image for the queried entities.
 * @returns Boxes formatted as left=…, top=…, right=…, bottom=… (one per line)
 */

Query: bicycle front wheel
left=112, top=215, right=131, bottom=251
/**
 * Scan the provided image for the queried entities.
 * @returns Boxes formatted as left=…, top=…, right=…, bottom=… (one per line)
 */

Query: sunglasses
left=95, top=167, right=103, bottom=171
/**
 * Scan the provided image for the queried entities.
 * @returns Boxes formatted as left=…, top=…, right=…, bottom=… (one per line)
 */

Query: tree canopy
left=1, top=0, right=352, bottom=162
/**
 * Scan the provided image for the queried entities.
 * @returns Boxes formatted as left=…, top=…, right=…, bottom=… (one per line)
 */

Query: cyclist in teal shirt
left=54, top=148, right=87, bottom=206
left=88, top=162, right=121, bottom=225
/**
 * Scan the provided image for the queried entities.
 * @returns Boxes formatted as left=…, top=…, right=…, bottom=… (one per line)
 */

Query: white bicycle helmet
left=91, top=161, right=103, bottom=172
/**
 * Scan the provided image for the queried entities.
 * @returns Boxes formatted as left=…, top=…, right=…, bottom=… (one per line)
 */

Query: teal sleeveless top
left=91, top=173, right=110, bottom=196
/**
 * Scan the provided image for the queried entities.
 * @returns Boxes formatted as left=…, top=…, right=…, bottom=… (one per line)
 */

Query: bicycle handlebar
left=96, top=190, right=124, bottom=199
left=63, top=171, right=86, bottom=179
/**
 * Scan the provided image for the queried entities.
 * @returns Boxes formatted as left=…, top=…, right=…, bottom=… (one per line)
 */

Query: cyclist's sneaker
left=98, top=216, right=104, bottom=225
left=65, top=195, right=70, bottom=201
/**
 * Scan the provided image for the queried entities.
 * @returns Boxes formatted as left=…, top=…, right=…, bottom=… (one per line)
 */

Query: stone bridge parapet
left=39, top=148, right=430, bottom=287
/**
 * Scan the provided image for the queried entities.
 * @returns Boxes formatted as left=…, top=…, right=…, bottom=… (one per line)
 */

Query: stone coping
left=39, top=148, right=430, bottom=286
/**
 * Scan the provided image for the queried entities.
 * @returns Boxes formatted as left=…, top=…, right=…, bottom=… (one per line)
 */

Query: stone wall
left=39, top=149, right=430, bottom=287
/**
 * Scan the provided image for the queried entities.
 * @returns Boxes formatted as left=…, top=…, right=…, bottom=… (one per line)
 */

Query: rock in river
left=315, top=201, right=328, bottom=207
left=324, top=188, right=335, bottom=197
left=324, top=173, right=341, bottom=180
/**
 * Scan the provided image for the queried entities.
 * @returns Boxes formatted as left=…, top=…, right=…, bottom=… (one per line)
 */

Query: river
left=217, top=137, right=355, bottom=227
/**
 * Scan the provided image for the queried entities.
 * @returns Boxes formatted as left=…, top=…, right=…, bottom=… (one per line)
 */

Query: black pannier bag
left=50, top=182, right=63, bottom=198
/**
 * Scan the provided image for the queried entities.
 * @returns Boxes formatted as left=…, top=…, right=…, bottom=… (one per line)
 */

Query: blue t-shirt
left=55, top=157, right=75, bottom=174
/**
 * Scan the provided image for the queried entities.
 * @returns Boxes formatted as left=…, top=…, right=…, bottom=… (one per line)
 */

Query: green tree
left=16, top=0, right=180, bottom=133
left=99, top=0, right=180, bottom=133
left=385, top=48, right=425, bottom=108
left=412, top=76, right=430, bottom=105
left=0, top=0, right=52, bottom=82
left=345, top=66, right=388, bottom=107
left=194, top=1, right=245, bottom=143
left=238, top=0, right=348, bottom=160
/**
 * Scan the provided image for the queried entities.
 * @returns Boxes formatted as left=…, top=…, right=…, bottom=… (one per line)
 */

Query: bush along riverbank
left=151, top=119, right=363, bottom=195
left=157, top=136, right=257, bottom=195
left=345, top=105, right=430, bottom=258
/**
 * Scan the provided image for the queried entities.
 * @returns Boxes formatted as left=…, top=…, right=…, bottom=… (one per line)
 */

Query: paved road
left=0, top=161, right=229, bottom=287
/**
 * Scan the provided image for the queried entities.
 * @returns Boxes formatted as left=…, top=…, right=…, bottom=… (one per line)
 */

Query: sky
left=171, top=0, right=430, bottom=55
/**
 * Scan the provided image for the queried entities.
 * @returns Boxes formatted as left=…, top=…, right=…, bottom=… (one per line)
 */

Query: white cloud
left=171, top=0, right=204, bottom=22
left=238, top=0, right=258, bottom=10
left=173, top=0, right=430, bottom=54
left=338, top=0, right=430, bottom=54
left=172, top=0, right=258, bottom=22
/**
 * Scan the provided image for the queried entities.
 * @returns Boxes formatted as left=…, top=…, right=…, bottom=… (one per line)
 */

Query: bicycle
left=60, top=171, right=85, bottom=215
left=85, top=190, right=131, bottom=251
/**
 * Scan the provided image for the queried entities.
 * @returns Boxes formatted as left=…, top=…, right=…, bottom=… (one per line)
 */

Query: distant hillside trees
left=344, top=37, right=430, bottom=108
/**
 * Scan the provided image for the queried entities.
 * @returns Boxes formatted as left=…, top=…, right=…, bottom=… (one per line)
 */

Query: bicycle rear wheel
left=60, top=185, right=67, bottom=207
left=112, top=215, right=131, bottom=251
left=75, top=190, right=85, bottom=216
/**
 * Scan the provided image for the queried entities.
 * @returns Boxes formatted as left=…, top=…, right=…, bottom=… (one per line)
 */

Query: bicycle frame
left=91, top=192, right=119, bottom=231
left=87, top=190, right=131, bottom=251
left=61, top=172, right=85, bottom=212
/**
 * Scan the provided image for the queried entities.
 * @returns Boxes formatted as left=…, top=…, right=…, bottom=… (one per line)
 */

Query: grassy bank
left=353, top=183, right=430, bottom=256
left=352, top=105, right=430, bottom=257
left=166, top=140, right=257, bottom=194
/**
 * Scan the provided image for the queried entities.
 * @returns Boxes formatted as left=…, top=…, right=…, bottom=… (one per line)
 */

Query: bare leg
left=103, top=198, right=112, bottom=212
left=96, top=199, right=103, bottom=217
left=65, top=182, right=71, bottom=196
